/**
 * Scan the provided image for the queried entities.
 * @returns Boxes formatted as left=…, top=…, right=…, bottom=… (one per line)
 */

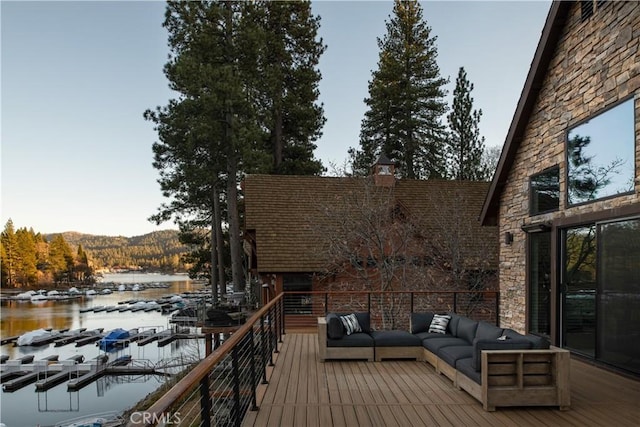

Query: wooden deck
left=243, top=333, right=640, bottom=427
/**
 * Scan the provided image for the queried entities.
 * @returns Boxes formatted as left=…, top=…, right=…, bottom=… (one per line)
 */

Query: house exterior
left=243, top=162, right=498, bottom=316
left=481, top=0, right=639, bottom=376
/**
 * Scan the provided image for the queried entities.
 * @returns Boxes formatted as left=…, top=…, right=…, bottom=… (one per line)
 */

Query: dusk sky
left=1, top=0, right=552, bottom=237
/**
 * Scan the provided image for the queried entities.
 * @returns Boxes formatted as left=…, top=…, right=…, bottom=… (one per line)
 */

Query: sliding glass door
left=561, top=218, right=640, bottom=373
left=562, top=225, right=597, bottom=357
left=598, top=219, right=640, bottom=373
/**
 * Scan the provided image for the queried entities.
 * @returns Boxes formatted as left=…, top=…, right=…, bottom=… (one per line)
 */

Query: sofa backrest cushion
left=326, top=313, right=344, bottom=339
left=447, top=312, right=461, bottom=336
left=504, top=329, right=550, bottom=349
left=411, top=312, right=434, bottom=334
left=475, top=321, right=504, bottom=341
left=471, top=337, right=533, bottom=371
left=335, top=312, right=371, bottom=334
left=456, top=316, right=479, bottom=344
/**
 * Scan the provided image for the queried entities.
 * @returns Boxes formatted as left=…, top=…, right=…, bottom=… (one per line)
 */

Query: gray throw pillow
left=428, top=314, right=451, bottom=334
left=340, top=313, right=362, bottom=336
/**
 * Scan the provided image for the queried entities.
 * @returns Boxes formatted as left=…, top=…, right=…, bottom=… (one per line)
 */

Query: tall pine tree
left=146, top=1, right=326, bottom=294
left=253, top=1, right=326, bottom=175
left=350, top=0, right=448, bottom=179
left=446, top=67, right=487, bottom=180
left=1, top=219, right=18, bottom=287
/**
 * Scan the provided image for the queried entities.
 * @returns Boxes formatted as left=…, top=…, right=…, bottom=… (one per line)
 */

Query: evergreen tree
left=147, top=1, right=327, bottom=294
left=15, top=228, right=38, bottom=286
left=253, top=1, right=326, bottom=175
left=75, top=244, right=92, bottom=282
left=350, top=0, right=448, bottom=179
left=1, top=219, right=18, bottom=287
left=48, top=234, right=74, bottom=283
left=446, top=67, right=488, bottom=180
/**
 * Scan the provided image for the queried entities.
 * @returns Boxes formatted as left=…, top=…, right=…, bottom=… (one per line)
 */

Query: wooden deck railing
left=138, top=290, right=498, bottom=426
left=282, top=289, right=500, bottom=330
left=139, top=295, right=285, bottom=427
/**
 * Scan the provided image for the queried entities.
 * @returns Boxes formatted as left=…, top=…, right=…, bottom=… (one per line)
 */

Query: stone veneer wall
left=498, top=1, right=640, bottom=332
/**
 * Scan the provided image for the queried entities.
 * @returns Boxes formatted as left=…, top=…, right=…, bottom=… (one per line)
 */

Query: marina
left=0, top=273, right=210, bottom=427
left=1, top=326, right=204, bottom=393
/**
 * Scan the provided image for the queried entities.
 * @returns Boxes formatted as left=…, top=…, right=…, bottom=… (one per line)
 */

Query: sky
left=1, top=0, right=552, bottom=237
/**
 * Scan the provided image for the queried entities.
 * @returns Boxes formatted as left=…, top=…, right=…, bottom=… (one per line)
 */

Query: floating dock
left=1, top=353, right=162, bottom=392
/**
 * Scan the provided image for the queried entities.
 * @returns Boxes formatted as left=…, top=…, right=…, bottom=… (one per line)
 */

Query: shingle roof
left=244, top=175, right=498, bottom=273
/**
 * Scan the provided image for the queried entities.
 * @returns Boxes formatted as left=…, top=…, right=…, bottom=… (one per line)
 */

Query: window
left=581, top=0, right=594, bottom=21
left=530, top=166, right=560, bottom=215
left=283, top=274, right=313, bottom=314
left=529, top=231, right=551, bottom=336
left=581, top=0, right=609, bottom=22
left=566, top=97, right=636, bottom=206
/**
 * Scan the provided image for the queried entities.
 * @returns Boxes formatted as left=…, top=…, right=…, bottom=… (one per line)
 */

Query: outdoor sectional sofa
left=318, top=311, right=570, bottom=411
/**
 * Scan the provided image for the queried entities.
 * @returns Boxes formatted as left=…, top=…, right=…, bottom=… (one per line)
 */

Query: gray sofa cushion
left=475, top=321, right=503, bottom=341
left=411, top=312, right=434, bottom=334
left=471, top=337, right=533, bottom=371
left=447, top=312, right=461, bottom=335
left=327, top=332, right=374, bottom=348
left=326, top=313, right=344, bottom=339
left=414, top=331, right=454, bottom=341
left=371, top=330, right=422, bottom=347
left=456, top=316, right=479, bottom=344
left=456, top=357, right=480, bottom=384
left=423, top=337, right=469, bottom=354
left=504, top=329, right=550, bottom=349
left=438, top=345, right=474, bottom=368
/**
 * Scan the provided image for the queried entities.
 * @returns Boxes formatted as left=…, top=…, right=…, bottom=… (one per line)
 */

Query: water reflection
left=0, top=274, right=206, bottom=427
left=567, top=98, right=635, bottom=205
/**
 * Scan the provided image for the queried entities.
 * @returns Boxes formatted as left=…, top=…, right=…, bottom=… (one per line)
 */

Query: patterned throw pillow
left=428, top=314, right=451, bottom=334
left=340, top=313, right=362, bottom=336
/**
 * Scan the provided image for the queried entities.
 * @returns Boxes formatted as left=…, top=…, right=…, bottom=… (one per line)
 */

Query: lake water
left=0, top=273, right=208, bottom=427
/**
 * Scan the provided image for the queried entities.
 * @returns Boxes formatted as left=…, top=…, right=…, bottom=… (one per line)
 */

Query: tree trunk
left=214, top=186, right=226, bottom=295
left=226, top=150, right=245, bottom=292
left=210, top=187, right=218, bottom=304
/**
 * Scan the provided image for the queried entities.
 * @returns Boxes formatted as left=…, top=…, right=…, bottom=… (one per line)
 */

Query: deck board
left=243, top=333, right=640, bottom=427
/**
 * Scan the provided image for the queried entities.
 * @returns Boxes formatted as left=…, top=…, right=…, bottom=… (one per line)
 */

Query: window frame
left=530, top=165, right=561, bottom=216
left=565, top=96, right=637, bottom=208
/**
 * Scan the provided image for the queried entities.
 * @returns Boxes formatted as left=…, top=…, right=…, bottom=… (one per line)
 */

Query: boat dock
left=1, top=353, right=163, bottom=392
left=1, top=323, right=204, bottom=392
left=74, top=329, right=105, bottom=347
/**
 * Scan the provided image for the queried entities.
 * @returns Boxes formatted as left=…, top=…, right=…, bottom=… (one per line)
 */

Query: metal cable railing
left=139, top=295, right=284, bottom=427
left=139, top=290, right=497, bottom=426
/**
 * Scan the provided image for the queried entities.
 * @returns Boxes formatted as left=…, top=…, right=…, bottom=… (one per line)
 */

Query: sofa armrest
left=480, top=347, right=571, bottom=411
left=318, top=317, right=327, bottom=362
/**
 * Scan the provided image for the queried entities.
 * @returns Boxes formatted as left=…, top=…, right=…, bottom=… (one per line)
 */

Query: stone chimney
left=372, top=154, right=395, bottom=187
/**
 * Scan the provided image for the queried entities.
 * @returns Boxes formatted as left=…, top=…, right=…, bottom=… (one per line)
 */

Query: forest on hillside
left=1, top=219, right=190, bottom=288
left=59, top=230, right=189, bottom=271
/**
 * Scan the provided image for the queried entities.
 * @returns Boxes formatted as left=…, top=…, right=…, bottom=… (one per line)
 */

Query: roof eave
left=480, top=0, right=572, bottom=226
